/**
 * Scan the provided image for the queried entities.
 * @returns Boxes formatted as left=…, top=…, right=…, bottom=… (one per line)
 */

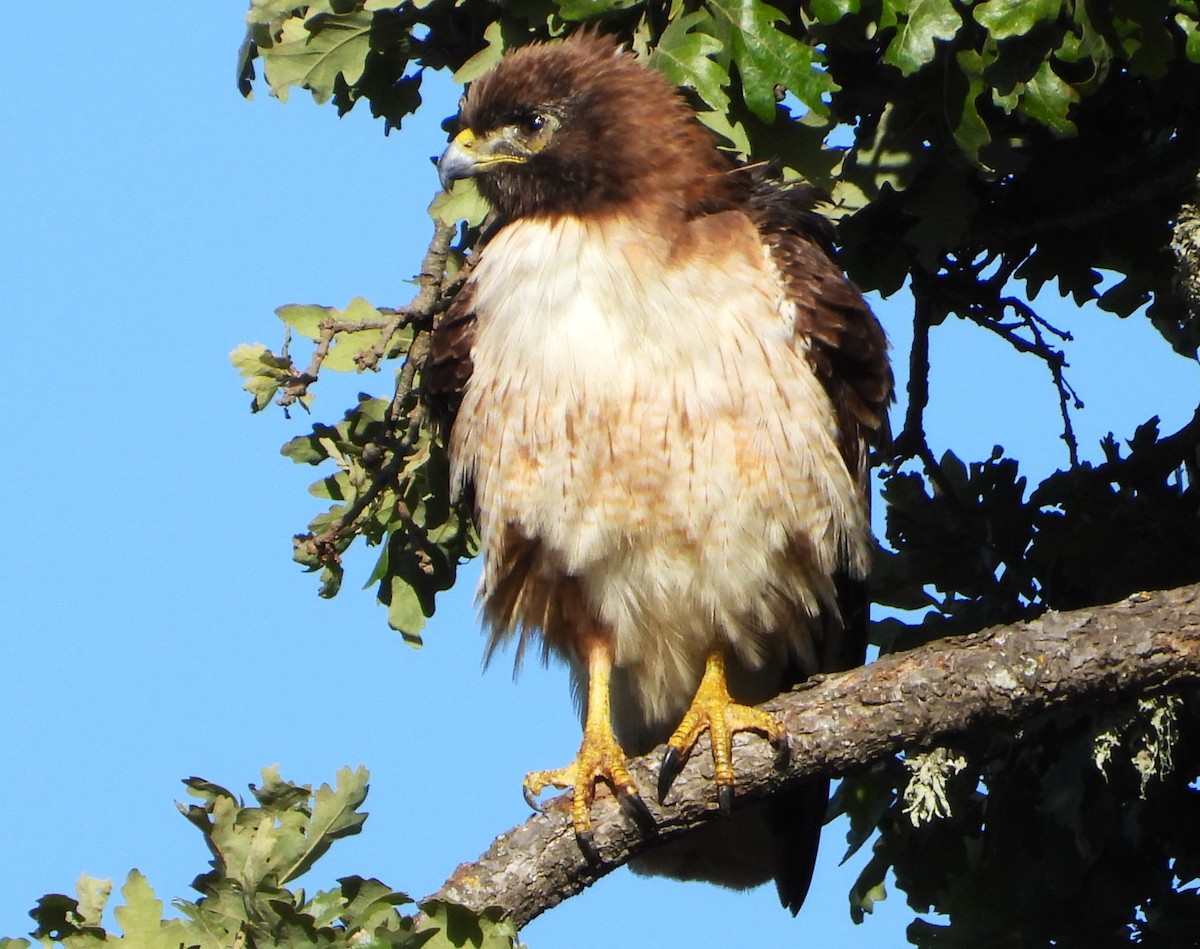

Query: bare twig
left=892, top=272, right=959, bottom=500
left=965, top=295, right=1082, bottom=466
left=925, top=251, right=1084, bottom=468
left=894, top=277, right=933, bottom=466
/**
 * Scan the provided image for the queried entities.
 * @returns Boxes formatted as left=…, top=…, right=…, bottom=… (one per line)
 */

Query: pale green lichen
left=1092, top=694, right=1181, bottom=797
left=1132, top=694, right=1181, bottom=796
left=989, top=667, right=1021, bottom=691
left=902, top=748, right=968, bottom=827
left=1093, top=725, right=1121, bottom=775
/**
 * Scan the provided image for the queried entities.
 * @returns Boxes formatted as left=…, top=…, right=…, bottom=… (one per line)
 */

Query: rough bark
left=1174, top=186, right=1200, bottom=320
left=423, top=584, right=1200, bottom=928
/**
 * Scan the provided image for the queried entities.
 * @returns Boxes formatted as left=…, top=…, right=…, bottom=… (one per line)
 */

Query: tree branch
left=426, top=583, right=1200, bottom=929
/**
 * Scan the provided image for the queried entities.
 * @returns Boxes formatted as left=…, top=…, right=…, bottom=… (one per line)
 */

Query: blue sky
left=2, top=5, right=1197, bottom=948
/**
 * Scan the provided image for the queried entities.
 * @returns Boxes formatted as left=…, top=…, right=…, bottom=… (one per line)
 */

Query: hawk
left=429, top=31, right=891, bottom=913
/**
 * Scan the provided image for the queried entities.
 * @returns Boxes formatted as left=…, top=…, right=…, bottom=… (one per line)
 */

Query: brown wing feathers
left=424, top=279, right=476, bottom=437
left=747, top=178, right=892, bottom=480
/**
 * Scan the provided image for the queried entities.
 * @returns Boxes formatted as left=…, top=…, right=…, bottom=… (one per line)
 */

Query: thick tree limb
left=426, top=583, right=1200, bottom=929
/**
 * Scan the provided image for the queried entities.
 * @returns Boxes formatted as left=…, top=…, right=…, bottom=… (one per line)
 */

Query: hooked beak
left=437, top=129, right=480, bottom=191
left=437, top=127, right=530, bottom=191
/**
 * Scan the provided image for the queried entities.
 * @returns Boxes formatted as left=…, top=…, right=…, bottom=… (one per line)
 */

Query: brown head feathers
left=451, top=31, right=737, bottom=220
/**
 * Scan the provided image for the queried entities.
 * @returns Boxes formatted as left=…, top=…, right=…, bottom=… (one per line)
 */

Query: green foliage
left=876, top=415, right=1200, bottom=643
left=880, top=0, right=962, bottom=77
left=4, top=769, right=516, bottom=949
left=237, top=0, right=1200, bottom=344
left=281, top=389, right=477, bottom=643
left=647, top=13, right=731, bottom=120
left=707, top=0, right=834, bottom=120
left=257, top=11, right=375, bottom=105
left=277, top=298, right=406, bottom=373
left=230, top=295, right=477, bottom=642
left=232, top=0, right=1200, bottom=942
left=231, top=342, right=297, bottom=412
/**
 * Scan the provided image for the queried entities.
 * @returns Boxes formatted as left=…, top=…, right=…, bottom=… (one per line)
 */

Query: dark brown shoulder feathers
left=747, top=176, right=893, bottom=478
left=423, top=278, right=476, bottom=438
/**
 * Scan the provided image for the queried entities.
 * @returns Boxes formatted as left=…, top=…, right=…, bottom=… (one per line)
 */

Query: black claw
left=773, top=731, right=791, bottom=770
left=523, top=786, right=545, bottom=813
left=658, top=746, right=684, bottom=802
left=620, top=789, right=656, bottom=834
left=718, top=783, right=734, bottom=818
left=576, top=829, right=599, bottom=864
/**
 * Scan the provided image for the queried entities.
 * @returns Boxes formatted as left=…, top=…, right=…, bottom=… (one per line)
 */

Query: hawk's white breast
left=454, top=210, right=869, bottom=738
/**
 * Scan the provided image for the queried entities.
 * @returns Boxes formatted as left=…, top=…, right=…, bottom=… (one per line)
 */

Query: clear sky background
left=3, top=5, right=1197, bottom=948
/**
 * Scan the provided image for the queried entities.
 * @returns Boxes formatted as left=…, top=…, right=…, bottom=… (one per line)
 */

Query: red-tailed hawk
left=429, top=32, right=891, bottom=914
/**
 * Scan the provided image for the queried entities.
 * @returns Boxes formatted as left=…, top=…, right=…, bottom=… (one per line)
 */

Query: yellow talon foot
left=522, top=633, right=653, bottom=855
left=658, top=648, right=789, bottom=814
left=523, top=728, right=649, bottom=854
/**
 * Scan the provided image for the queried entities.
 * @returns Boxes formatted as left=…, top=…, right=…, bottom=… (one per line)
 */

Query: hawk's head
left=437, top=32, right=733, bottom=220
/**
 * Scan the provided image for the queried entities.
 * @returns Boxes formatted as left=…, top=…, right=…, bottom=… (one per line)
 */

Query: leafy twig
left=294, top=220, right=458, bottom=569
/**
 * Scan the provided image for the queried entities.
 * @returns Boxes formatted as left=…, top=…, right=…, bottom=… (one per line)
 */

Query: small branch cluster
left=291, top=222, right=460, bottom=572
left=895, top=255, right=1081, bottom=476
left=276, top=314, right=391, bottom=408
left=277, top=222, right=460, bottom=411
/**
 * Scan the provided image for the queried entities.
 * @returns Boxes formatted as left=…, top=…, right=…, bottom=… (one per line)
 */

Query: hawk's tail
left=770, top=776, right=831, bottom=916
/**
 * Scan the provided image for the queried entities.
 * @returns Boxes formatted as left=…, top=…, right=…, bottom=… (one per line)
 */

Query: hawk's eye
left=519, top=113, right=546, bottom=136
